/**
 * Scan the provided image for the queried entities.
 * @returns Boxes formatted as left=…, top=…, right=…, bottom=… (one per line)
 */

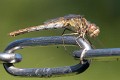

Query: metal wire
left=1, top=36, right=120, bottom=77
left=3, top=36, right=90, bottom=77
left=73, top=48, right=120, bottom=61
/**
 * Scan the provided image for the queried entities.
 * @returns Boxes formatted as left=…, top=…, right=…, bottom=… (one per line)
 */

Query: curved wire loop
left=3, top=36, right=91, bottom=77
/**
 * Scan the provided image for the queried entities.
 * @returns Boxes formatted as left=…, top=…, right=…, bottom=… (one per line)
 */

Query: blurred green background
left=0, top=0, right=120, bottom=80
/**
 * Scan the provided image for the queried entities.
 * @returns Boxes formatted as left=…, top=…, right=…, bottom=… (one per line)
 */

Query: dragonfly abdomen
left=9, top=22, right=64, bottom=36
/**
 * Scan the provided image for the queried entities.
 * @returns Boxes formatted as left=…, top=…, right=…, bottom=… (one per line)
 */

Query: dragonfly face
left=87, top=23, right=100, bottom=37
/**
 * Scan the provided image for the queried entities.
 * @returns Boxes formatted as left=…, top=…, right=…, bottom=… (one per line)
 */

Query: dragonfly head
left=87, top=23, right=100, bottom=37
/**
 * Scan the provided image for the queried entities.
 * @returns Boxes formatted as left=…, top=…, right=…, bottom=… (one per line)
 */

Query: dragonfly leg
left=62, top=33, right=79, bottom=36
left=62, top=33, right=79, bottom=50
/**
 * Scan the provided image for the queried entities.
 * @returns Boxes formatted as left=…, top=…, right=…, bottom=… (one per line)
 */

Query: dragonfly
left=9, top=14, right=100, bottom=63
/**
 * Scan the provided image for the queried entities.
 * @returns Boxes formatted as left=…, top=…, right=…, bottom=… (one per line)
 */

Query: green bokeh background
left=0, top=0, right=120, bottom=80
